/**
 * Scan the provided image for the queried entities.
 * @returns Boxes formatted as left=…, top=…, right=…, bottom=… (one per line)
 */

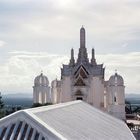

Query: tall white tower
left=33, top=72, right=50, bottom=104
left=107, top=72, right=126, bottom=120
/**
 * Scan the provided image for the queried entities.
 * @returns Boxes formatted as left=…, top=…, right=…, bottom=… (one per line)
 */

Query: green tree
left=32, top=103, right=43, bottom=107
left=32, top=102, right=52, bottom=108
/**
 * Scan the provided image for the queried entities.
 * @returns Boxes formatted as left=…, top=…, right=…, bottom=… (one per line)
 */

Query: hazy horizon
left=2, top=92, right=140, bottom=96
left=0, top=0, right=140, bottom=94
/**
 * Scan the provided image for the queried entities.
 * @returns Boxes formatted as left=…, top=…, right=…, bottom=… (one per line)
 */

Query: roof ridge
left=26, top=100, right=82, bottom=113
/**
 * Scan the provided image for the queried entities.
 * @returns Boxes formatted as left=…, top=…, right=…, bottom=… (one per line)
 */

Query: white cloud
left=0, top=0, right=140, bottom=94
left=0, top=40, right=6, bottom=47
left=96, top=52, right=140, bottom=93
left=121, top=43, right=128, bottom=48
left=0, top=51, right=69, bottom=94
left=0, top=51, right=140, bottom=94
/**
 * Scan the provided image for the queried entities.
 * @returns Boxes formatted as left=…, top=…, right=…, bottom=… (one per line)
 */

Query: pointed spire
left=40, top=70, right=43, bottom=76
left=80, top=26, right=85, bottom=48
left=69, top=48, right=75, bottom=66
left=77, top=26, right=89, bottom=64
left=92, top=48, right=95, bottom=58
left=91, top=48, right=96, bottom=65
left=115, top=69, right=118, bottom=76
left=71, top=48, right=74, bottom=58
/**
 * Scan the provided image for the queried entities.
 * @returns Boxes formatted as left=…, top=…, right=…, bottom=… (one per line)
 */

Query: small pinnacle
left=41, top=70, right=43, bottom=75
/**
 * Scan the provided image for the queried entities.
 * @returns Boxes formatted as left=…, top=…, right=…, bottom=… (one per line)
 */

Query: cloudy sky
left=0, top=0, right=140, bottom=94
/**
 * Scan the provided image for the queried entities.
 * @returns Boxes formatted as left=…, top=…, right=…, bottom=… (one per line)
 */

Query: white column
left=37, top=92, right=39, bottom=103
left=35, top=91, right=37, bottom=103
left=35, top=92, right=37, bottom=103
left=39, top=92, right=42, bottom=104
left=42, top=92, right=45, bottom=104
left=45, top=92, right=47, bottom=103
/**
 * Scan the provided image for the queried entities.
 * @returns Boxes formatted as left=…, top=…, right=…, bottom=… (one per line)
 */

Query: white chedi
left=33, top=72, right=50, bottom=104
left=109, top=72, right=124, bottom=86
left=34, top=73, right=49, bottom=86
left=107, top=72, right=126, bottom=120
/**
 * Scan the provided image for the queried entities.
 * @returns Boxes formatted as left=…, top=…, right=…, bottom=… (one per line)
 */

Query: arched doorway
left=76, top=97, right=83, bottom=100
left=75, top=90, right=84, bottom=101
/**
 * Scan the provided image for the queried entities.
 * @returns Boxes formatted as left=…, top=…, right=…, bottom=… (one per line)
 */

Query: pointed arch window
left=114, top=96, right=116, bottom=102
left=114, top=92, right=118, bottom=105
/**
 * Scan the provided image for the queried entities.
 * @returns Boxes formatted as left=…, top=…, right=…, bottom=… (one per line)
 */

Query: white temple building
left=33, top=72, right=50, bottom=104
left=33, top=27, right=126, bottom=121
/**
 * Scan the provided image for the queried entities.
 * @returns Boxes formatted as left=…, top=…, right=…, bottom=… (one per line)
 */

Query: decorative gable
left=74, top=76, right=86, bottom=86
left=74, top=65, right=89, bottom=79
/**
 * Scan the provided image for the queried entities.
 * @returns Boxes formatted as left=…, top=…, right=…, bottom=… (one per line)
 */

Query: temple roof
left=61, top=27, right=104, bottom=78
left=0, top=101, right=135, bottom=140
left=61, top=63, right=104, bottom=77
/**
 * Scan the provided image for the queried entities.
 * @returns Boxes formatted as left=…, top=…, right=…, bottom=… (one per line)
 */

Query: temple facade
left=33, top=27, right=126, bottom=120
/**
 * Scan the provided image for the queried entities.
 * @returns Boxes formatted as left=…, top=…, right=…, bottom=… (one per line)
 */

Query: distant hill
left=3, top=93, right=139, bottom=99
left=1, top=93, right=140, bottom=107
left=125, top=94, right=140, bottom=99
left=125, top=94, right=140, bottom=105
left=2, top=93, right=32, bottom=107
left=3, top=93, right=32, bottom=99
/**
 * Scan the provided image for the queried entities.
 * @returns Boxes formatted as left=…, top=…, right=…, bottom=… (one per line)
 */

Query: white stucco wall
left=61, top=76, right=72, bottom=102
left=107, top=84, right=125, bottom=120
left=90, top=76, right=104, bottom=109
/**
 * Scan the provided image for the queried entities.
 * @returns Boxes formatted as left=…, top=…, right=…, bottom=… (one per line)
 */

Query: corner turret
left=69, top=48, right=75, bottom=66
left=91, top=48, right=96, bottom=65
